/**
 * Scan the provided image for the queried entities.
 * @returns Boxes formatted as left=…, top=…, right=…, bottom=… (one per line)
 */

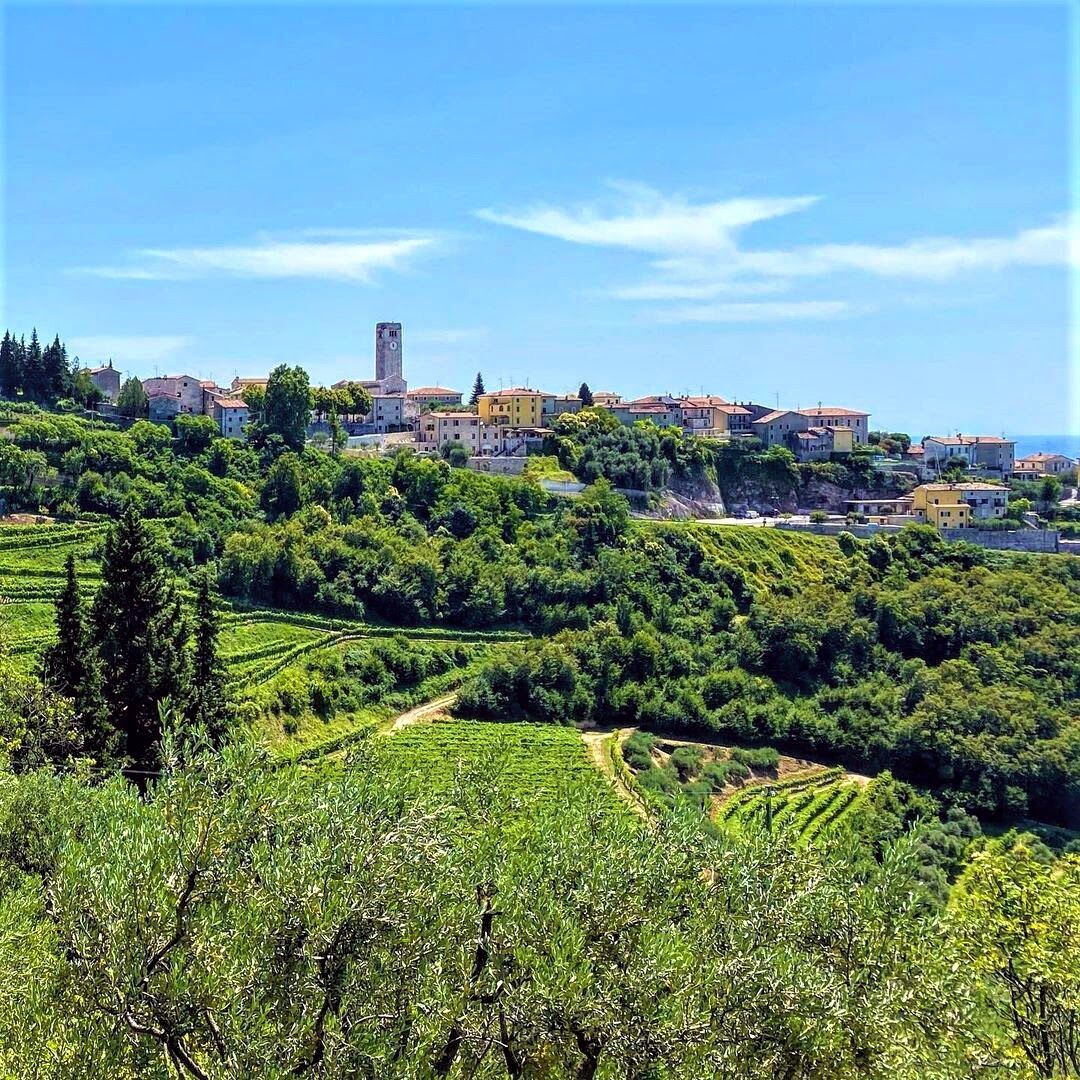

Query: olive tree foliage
left=0, top=732, right=983, bottom=1079
left=950, top=842, right=1080, bottom=1077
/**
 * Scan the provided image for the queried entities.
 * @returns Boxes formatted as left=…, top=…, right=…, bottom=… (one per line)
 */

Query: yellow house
left=477, top=387, right=545, bottom=427
left=911, top=485, right=972, bottom=529
left=831, top=427, right=854, bottom=453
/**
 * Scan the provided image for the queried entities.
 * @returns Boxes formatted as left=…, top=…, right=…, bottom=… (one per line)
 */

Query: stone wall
left=468, top=456, right=528, bottom=475
left=939, top=528, right=1059, bottom=552
left=777, top=521, right=1064, bottom=553
left=775, top=521, right=900, bottom=539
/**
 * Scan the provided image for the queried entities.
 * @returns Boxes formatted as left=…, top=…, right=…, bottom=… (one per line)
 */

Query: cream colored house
left=800, top=407, right=869, bottom=445
left=1013, top=452, right=1075, bottom=479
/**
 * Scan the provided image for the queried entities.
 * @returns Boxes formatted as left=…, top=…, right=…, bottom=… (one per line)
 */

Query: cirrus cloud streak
left=72, top=231, right=439, bottom=283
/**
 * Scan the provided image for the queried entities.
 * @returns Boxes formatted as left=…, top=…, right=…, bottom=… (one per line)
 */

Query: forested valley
left=0, top=376, right=1078, bottom=1078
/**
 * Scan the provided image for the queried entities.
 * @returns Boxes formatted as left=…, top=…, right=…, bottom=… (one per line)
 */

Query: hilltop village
left=9, top=321, right=1076, bottom=551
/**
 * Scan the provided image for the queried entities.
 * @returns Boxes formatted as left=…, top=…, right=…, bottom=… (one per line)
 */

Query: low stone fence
left=775, top=521, right=901, bottom=539
left=778, top=521, right=1066, bottom=553
left=940, top=528, right=1060, bottom=552
left=468, top=456, right=528, bottom=475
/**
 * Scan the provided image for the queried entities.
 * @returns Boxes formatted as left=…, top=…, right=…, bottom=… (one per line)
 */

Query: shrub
left=636, top=765, right=679, bottom=796
left=809, top=510, right=829, bottom=524
left=622, top=731, right=656, bottom=771
left=731, top=747, right=780, bottom=772
left=669, top=744, right=704, bottom=781
left=701, top=761, right=733, bottom=792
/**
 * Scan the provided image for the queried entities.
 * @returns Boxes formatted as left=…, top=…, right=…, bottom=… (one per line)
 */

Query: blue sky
left=2, top=3, right=1075, bottom=435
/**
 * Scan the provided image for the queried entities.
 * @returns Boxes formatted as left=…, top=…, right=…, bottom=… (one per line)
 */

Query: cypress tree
left=91, top=508, right=190, bottom=771
left=469, top=371, right=485, bottom=406
left=42, top=334, right=70, bottom=401
left=41, top=554, right=116, bottom=762
left=0, top=331, right=15, bottom=398
left=186, top=569, right=230, bottom=746
left=578, top=382, right=594, bottom=407
left=23, top=329, right=44, bottom=401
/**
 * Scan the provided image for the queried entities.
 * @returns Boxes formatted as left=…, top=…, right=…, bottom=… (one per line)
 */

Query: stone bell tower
left=375, top=322, right=403, bottom=388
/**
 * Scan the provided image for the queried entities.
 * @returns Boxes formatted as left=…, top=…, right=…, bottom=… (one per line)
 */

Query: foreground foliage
left=0, top=733, right=1025, bottom=1079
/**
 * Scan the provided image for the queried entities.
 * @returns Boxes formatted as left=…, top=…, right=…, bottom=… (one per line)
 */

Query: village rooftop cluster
left=81, top=323, right=1073, bottom=526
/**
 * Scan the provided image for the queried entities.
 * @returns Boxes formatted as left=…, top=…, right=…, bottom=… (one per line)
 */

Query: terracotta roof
left=924, top=434, right=1013, bottom=446
left=430, top=411, right=481, bottom=420
left=86, top=365, right=116, bottom=375
left=628, top=395, right=682, bottom=406
left=801, top=406, right=869, bottom=418
left=1017, top=452, right=1073, bottom=463
left=681, top=395, right=731, bottom=407
left=408, top=386, right=461, bottom=396
left=484, top=387, right=545, bottom=397
left=752, top=409, right=796, bottom=425
left=216, top=398, right=248, bottom=409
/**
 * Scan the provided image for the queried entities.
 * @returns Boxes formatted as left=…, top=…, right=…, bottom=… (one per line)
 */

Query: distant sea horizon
left=1006, top=435, right=1080, bottom=459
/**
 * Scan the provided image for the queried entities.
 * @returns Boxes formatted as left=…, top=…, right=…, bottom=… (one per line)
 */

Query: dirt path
left=581, top=728, right=649, bottom=820
left=389, top=693, right=458, bottom=732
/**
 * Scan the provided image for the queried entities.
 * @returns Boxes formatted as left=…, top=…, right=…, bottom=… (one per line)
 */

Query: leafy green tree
left=566, top=478, right=629, bottom=555
left=70, top=368, right=103, bottom=408
left=261, top=452, right=304, bottom=519
left=577, top=381, right=593, bottom=406
left=174, top=413, right=218, bottom=454
left=0, top=443, right=46, bottom=506
left=469, top=371, right=485, bottom=406
left=261, top=364, right=311, bottom=451
left=184, top=569, right=230, bottom=745
left=116, top=376, right=148, bottom=418
left=951, top=841, right=1080, bottom=1076
left=239, top=382, right=266, bottom=415
left=1039, top=475, right=1062, bottom=511
left=40, top=554, right=115, bottom=762
left=338, top=381, right=372, bottom=419
left=90, top=508, right=190, bottom=771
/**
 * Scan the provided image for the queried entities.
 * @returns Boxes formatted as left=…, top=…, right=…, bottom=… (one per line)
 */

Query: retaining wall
left=940, top=528, right=1060, bottom=552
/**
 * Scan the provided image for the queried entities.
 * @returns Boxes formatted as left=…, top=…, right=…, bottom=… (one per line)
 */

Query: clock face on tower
left=388, top=341, right=398, bottom=351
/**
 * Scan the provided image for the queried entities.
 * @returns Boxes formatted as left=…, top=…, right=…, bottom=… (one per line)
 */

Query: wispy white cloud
left=72, top=231, right=438, bottom=283
left=655, top=300, right=853, bottom=324
left=477, top=184, right=1075, bottom=321
left=731, top=219, right=1075, bottom=280
left=68, top=334, right=190, bottom=364
left=476, top=182, right=817, bottom=256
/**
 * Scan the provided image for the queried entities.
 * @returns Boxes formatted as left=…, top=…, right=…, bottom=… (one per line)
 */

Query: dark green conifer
left=91, top=508, right=190, bottom=771
left=185, top=569, right=230, bottom=746
left=469, top=372, right=485, bottom=406
left=41, top=553, right=117, bottom=762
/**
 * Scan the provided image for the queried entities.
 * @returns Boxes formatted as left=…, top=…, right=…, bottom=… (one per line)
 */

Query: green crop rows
left=383, top=721, right=619, bottom=810
left=719, top=768, right=865, bottom=844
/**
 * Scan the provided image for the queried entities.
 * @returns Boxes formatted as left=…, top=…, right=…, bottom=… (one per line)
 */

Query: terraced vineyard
left=718, top=767, right=867, bottom=844
left=383, top=720, right=621, bottom=811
